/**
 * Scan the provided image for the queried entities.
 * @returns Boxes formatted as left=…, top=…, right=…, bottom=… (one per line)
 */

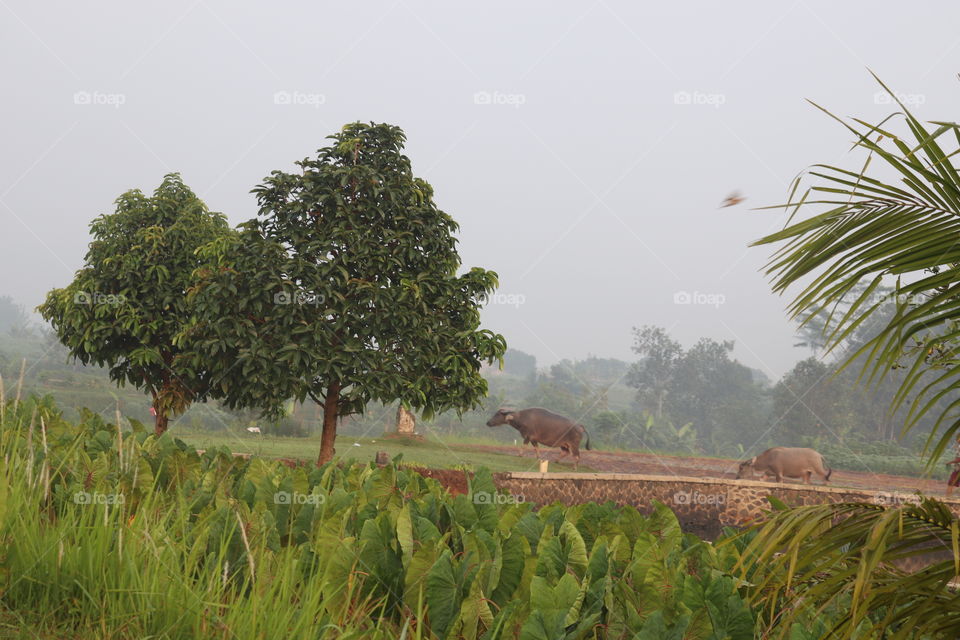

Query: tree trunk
left=154, top=408, right=169, bottom=436
left=317, top=381, right=341, bottom=467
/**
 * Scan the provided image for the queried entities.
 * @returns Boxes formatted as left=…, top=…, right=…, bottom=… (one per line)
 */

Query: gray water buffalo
left=736, top=447, right=832, bottom=484
left=486, top=407, right=592, bottom=469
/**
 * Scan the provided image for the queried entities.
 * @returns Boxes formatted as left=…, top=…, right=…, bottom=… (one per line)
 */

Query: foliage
left=754, top=74, right=960, bottom=463
left=728, top=498, right=960, bottom=639
left=770, top=357, right=851, bottom=442
left=36, top=174, right=231, bottom=434
left=627, top=325, right=683, bottom=418
left=185, top=122, right=505, bottom=464
left=503, top=348, right=537, bottom=378
left=0, top=295, right=32, bottom=336
left=626, top=327, right=769, bottom=447
left=0, top=393, right=756, bottom=639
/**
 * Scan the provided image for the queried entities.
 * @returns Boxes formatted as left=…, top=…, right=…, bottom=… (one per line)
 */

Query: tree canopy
left=38, top=174, right=231, bottom=434
left=186, top=122, right=506, bottom=464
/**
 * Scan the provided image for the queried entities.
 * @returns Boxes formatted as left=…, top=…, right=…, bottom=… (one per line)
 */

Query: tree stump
left=396, top=406, right=416, bottom=435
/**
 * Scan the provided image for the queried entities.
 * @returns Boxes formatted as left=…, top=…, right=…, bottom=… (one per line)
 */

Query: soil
left=453, top=443, right=950, bottom=496
left=403, top=465, right=470, bottom=495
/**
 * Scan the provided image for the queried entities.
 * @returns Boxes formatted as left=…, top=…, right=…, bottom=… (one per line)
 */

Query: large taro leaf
left=366, top=463, right=398, bottom=504
left=583, top=539, right=611, bottom=618
left=681, top=572, right=754, bottom=640
left=648, top=501, right=682, bottom=554
left=413, top=514, right=441, bottom=546
left=404, top=539, right=440, bottom=611
left=615, top=507, right=649, bottom=545
left=396, top=502, right=414, bottom=566
left=357, top=513, right=404, bottom=603
left=496, top=502, right=529, bottom=534
left=491, top=532, right=527, bottom=606
left=559, top=521, right=588, bottom=579
left=467, top=467, right=499, bottom=533
left=426, top=549, right=469, bottom=640
left=459, top=572, right=495, bottom=640
left=481, top=600, right=523, bottom=640
left=520, top=574, right=581, bottom=640
left=632, top=610, right=690, bottom=640
left=537, top=520, right=589, bottom=582
left=319, top=534, right=358, bottom=616
left=514, top=511, right=544, bottom=552
left=451, top=492, right=480, bottom=531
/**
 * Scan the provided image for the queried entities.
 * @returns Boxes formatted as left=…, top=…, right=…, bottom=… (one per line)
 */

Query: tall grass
left=0, top=379, right=760, bottom=639
left=0, top=392, right=407, bottom=639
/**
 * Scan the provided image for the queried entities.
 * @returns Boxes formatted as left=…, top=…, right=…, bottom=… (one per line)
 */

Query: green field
left=176, top=431, right=597, bottom=473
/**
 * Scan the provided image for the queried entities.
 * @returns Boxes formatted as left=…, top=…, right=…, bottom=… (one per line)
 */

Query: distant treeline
left=0, top=294, right=946, bottom=463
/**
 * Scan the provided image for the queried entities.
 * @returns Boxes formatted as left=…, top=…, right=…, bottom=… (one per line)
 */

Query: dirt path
left=454, top=443, right=949, bottom=497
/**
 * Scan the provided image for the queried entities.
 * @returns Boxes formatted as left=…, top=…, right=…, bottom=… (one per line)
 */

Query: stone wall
left=492, top=472, right=960, bottom=540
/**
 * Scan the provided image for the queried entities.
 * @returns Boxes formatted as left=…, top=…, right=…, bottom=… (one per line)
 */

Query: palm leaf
left=754, top=75, right=960, bottom=461
left=728, top=499, right=960, bottom=639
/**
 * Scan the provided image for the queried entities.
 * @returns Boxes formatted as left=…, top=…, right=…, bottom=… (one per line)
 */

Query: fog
left=3, top=1, right=958, bottom=379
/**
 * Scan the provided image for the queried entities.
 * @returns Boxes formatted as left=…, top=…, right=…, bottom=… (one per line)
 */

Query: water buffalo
left=486, top=407, right=591, bottom=469
left=736, top=447, right=832, bottom=484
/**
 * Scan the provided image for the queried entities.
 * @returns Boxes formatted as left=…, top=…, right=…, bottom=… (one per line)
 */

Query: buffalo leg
left=531, top=441, right=541, bottom=460
left=570, top=443, right=580, bottom=470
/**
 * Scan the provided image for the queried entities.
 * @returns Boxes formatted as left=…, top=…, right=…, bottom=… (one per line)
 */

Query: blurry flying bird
left=719, top=191, right=746, bottom=208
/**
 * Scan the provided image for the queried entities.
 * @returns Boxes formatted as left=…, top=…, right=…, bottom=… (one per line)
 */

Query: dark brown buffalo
left=486, top=407, right=591, bottom=469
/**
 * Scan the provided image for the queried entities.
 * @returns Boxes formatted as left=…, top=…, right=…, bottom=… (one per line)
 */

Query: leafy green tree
left=667, top=338, right=766, bottom=444
left=38, top=174, right=230, bottom=435
left=0, top=296, right=31, bottom=336
left=769, top=357, right=847, bottom=443
left=186, top=122, right=506, bottom=465
left=502, top=348, right=536, bottom=378
left=626, top=325, right=682, bottom=417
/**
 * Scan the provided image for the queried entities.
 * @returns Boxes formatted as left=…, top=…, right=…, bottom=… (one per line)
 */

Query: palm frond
left=754, top=77, right=960, bottom=461
left=728, top=499, right=960, bottom=639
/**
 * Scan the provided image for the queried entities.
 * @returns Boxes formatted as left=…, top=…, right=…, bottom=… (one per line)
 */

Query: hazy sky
left=2, top=1, right=958, bottom=380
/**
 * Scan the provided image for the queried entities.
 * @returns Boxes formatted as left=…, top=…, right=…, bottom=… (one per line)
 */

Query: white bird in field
left=247, top=426, right=261, bottom=434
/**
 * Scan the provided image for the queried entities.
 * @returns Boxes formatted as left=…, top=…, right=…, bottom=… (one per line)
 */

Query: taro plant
left=0, top=392, right=756, bottom=639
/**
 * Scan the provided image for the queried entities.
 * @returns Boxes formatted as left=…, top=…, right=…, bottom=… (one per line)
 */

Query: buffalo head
left=735, top=456, right=757, bottom=479
left=486, top=408, right=516, bottom=427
